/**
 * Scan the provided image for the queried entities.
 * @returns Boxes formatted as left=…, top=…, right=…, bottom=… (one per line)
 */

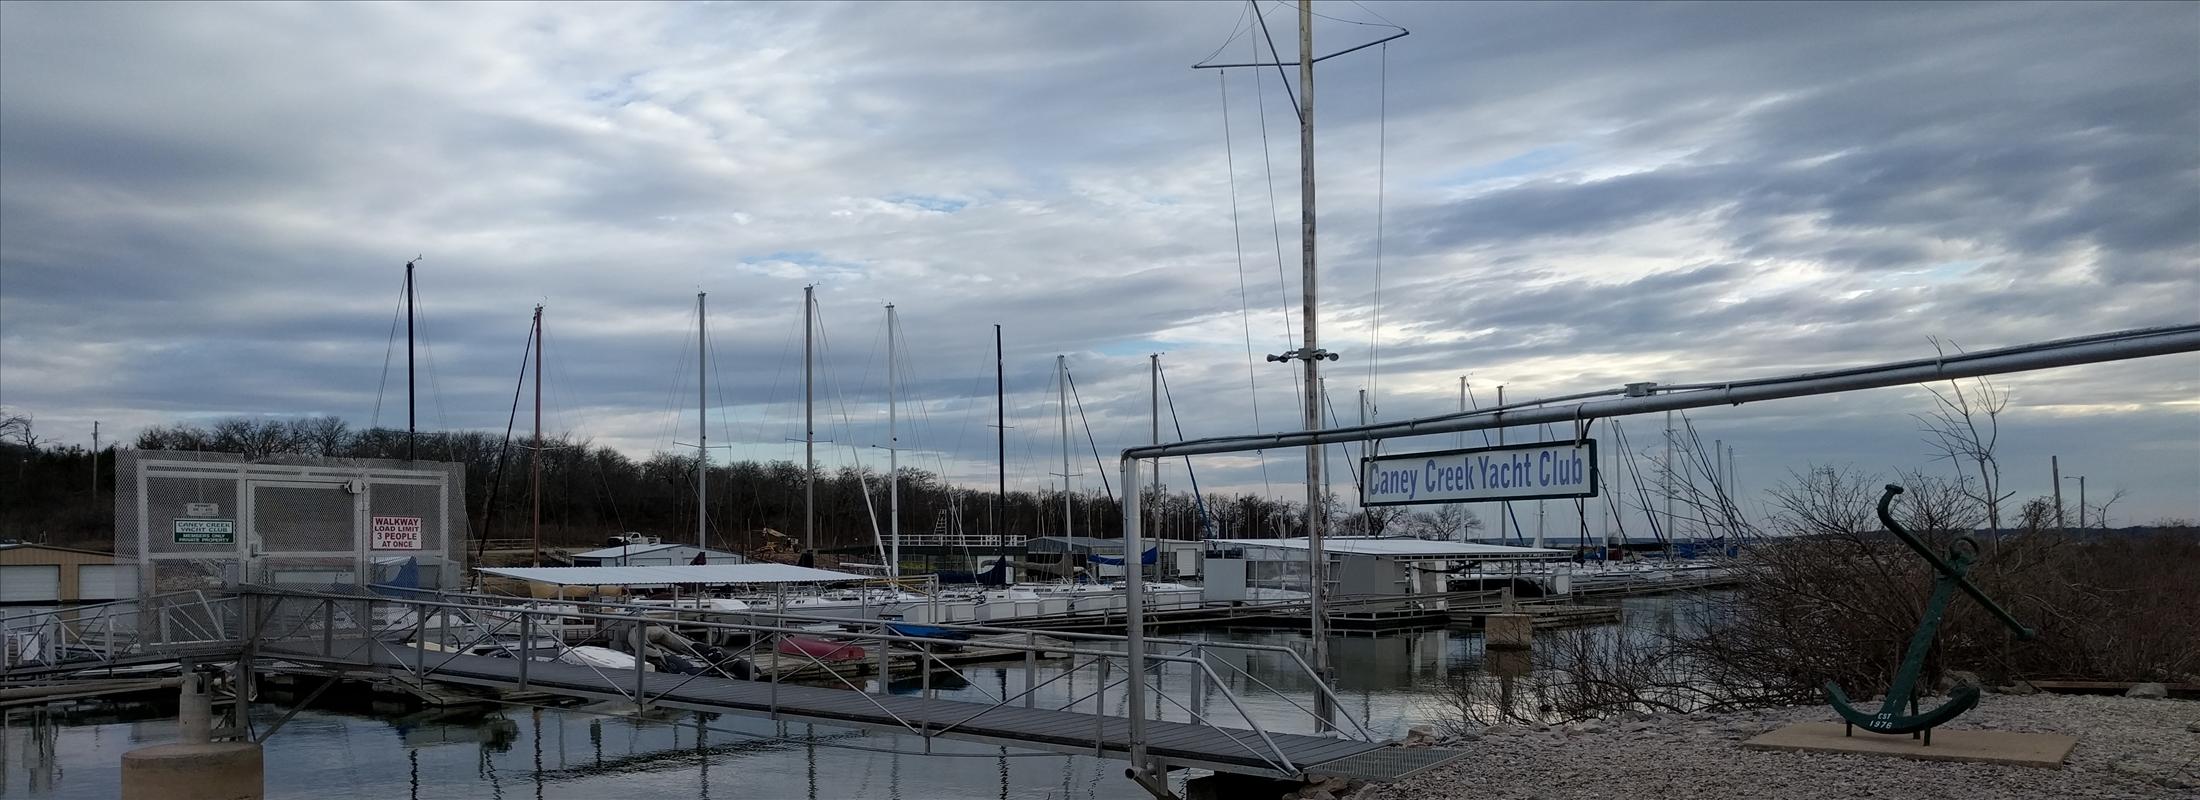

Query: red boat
left=777, top=635, right=866, bottom=662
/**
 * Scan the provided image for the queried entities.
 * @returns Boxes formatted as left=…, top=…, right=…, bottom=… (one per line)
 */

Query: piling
left=1484, top=587, right=1534, bottom=650
left=120, top=672, right=264, bottom=800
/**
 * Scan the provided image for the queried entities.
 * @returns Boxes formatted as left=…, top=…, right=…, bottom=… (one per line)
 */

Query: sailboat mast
left=1057, top=354, right=1071, bottom=539
left=803, top=285, right=816, bottom=557
left=1294, top=0, right=1334, bottom=731
left=405, top=259, right=417, bottom=461
left=887, top=303, right=900, bottom=579
left=994, top=325, right=1006, bottom=560
left=530, top=304, right=542, bottom=567
left=1150, top=354, right=1160, bottom=541
left=698, top=292, right=708, bottom=551
left=1284, top=0, right=1337, bottom=729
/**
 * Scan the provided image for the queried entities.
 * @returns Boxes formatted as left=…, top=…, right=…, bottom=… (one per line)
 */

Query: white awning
left=1215, top=537, right=1565, bottom=559
left=477, top=564, right=867, bottom=586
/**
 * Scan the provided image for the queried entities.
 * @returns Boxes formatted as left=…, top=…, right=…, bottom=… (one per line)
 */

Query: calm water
left=3, top=597, right=1697, bottom=800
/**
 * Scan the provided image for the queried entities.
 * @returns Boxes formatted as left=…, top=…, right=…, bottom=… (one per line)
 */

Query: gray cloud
left=2, top=1, right=2194, bottom=527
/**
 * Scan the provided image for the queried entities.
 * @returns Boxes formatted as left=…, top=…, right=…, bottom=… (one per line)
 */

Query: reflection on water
left=2, top=596, right=1702, bottom=799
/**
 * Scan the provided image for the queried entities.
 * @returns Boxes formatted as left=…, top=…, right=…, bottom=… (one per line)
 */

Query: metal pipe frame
left=1115, top=322, right=2199, bottom=784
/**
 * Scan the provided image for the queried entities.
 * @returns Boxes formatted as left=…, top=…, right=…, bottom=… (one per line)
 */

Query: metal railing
left=1, top=591, right=240, bottom=678
left=237, top=586, right=1372, bottom=775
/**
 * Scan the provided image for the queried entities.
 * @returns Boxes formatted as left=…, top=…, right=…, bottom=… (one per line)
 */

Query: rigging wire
left=1062, top=366, right=1115, bottom=504
left=1247, top=5, right=1306, bottom=417
left=475, top=314, right=534, bottom=559
left=1155, top=363, right=1215, bottom=536
left=370, top=277, right=406, bottom=429
left=1219, top=70, right=1275, bottom=497
left=1366, top=42, right=1387, bottom=421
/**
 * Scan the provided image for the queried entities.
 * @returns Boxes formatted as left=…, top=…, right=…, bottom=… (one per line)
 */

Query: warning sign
left=370, top=515, right=424, bottom=550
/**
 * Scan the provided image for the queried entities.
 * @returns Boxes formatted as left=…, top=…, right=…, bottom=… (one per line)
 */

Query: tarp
left=477, top=564, right=867, bottom=586
left=1089, top=546, right=1158, bottom=566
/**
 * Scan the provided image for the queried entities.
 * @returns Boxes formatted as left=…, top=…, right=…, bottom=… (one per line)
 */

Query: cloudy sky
left=2, top=1, right=2195, bottom=529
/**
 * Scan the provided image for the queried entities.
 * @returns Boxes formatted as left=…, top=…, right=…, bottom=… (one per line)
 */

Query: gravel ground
left=1351, top=694, right=2198, bottom=800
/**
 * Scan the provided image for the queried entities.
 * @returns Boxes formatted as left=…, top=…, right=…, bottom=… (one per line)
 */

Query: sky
left=2, top=1, right=2195, bottom=530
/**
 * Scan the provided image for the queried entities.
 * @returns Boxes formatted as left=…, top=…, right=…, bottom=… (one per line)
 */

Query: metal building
left=0, top=543, right=128, bottom=605
left=114, top=450, right=468, bottom=595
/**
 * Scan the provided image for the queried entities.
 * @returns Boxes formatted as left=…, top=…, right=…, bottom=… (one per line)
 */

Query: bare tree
left=1399, top=505, right=1482, bottom=540
left=1, top=410, right=37, bottom=449
left=1914, top=338, right=2013, bottom=533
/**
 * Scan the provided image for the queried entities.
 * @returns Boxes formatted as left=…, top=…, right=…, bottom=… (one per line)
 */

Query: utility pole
left=803, top=285, right=815, bottom=557
left=530, top=305, right=543, bottom=567
left=90, top=421, right=99, bottom=516
left=2051, top=456, right=2065, bottom=533
left=405, top=259, right=417, bottom=461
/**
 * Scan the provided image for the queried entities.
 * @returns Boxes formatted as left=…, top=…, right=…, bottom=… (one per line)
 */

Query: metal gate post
left=1094, top=656, right=1110, bottom=755
left=412, top=603, right=427, bottom=681
left=517, top=612, right=532, bottom=690
left=1023, top=631, right=1037, bottom=708
left=633, top=618, right=649, bottom=712
left=875, top=624, right=890, bottom=694
left=320, top=600, right=334, bottom=658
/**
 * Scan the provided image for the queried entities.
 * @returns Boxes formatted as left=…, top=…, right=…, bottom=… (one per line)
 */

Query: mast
left=405, top=259, right=417, bottom=461
left=1294, top=0, right=1334, bottom=731
left=1497, top=384, right=1508, bottom=544
left=803, top=285, right=816, bottom=558
left=1057, top=354, right=1071, bottom=539
left=698, top=292, right=708, bottom=551
left=887, top=303, right=900, bottom=579
left=1664, top=409, right=1675, bottom=558
left=90, top=421, right=99, bottom=514
left=530, top=305, right=543, bottom=567
left=1150, top=354, right=1161, bottom=542
left=995, top=325, right=1006, bottom=561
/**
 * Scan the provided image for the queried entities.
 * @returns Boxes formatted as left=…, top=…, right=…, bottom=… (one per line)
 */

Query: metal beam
left=1122, top=324, right=2200, bottom=460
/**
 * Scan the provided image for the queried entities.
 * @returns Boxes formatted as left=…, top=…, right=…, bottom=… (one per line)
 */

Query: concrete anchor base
left=1484, top=612, right=1534, bottom=650
left=121, top=741, right=264, bottom=800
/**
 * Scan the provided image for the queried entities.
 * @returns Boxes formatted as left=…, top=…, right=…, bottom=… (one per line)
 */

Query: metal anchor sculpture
left=1824, top=484, right=2037, bottom=744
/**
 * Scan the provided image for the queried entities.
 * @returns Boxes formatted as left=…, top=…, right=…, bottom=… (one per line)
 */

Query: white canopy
left=477, top=564, right=867, bottom=586
left=1218, top=537, right=1564, bottom=560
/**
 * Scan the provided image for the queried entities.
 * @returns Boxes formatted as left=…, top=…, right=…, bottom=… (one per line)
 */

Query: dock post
left=1094, top=655, right=1109, bottom=755
left=769, top=630, right=780, bottom=719
left=875, top=624, right=890, bottom=694
left=921, top=643, right=932, bottom=700
left=1189, top=643, right=1204, bottom=721
left=633, top=618, right=649, bottom=712
left=517, top=612, right=531, bottom=690
left=1023, top=631, right=1036, bottom=708
left=121, top=670, right=264, bottom=800
left=320, top=600, right=334, bottom=658
left=412, top=603, right=427, bottom=684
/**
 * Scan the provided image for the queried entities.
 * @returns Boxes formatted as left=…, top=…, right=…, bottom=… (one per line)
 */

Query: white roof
left=571, top=543, right=692, bottom=559
left=1217, top=537, right=1564, bottom=560
left=477, top=564, right=867, bottom=586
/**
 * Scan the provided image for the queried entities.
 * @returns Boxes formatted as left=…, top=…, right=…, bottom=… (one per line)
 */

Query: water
left=2, top=597, right=1696, bottom=799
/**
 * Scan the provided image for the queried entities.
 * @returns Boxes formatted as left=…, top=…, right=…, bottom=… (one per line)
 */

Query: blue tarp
left=1089, top=546, right=1157, bottom=566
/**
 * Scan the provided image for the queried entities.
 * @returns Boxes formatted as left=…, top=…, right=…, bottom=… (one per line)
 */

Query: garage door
left=77, top=564, right=139, bottom=601
left=0, top=566, right=61, bottom=603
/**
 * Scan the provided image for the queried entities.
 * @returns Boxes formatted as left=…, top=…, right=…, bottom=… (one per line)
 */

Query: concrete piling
left=120, top=671, right=264, bottom=800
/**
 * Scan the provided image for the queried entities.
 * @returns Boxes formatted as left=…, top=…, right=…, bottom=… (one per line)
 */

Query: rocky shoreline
left=1340, top=694, right=2196, bottom=800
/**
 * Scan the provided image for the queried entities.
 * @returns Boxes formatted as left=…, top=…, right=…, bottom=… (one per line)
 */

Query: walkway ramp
left=263, top=638, right=1425, bottom=778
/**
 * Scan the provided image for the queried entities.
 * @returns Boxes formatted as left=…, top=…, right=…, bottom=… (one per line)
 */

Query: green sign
left=173, top=518, right=236, bottom=544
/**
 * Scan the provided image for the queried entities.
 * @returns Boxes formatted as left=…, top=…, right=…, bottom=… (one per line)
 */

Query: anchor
left=1824, top=484, right=2037, bottom=744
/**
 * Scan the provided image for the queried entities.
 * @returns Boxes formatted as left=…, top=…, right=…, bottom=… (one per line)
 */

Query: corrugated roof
left=477, top=564, right=866, bottom=586
left=1214, top=537, right=1563, bottom=559
left=570, top=543, right=686, bottom=559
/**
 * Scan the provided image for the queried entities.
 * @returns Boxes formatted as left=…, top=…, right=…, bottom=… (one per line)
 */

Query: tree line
left=2, top=413, right=1481, bottom=553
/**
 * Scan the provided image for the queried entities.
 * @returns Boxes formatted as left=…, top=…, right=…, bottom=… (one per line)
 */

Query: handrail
left=370, top=583, right=1367, bottom=732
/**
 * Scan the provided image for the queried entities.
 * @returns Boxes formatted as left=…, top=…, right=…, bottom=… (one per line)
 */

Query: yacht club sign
left=1360, top=440, right=1598, bottom=506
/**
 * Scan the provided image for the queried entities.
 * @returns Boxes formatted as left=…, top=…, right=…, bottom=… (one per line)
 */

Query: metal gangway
left=8, top=585, right=1458, bottom=791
